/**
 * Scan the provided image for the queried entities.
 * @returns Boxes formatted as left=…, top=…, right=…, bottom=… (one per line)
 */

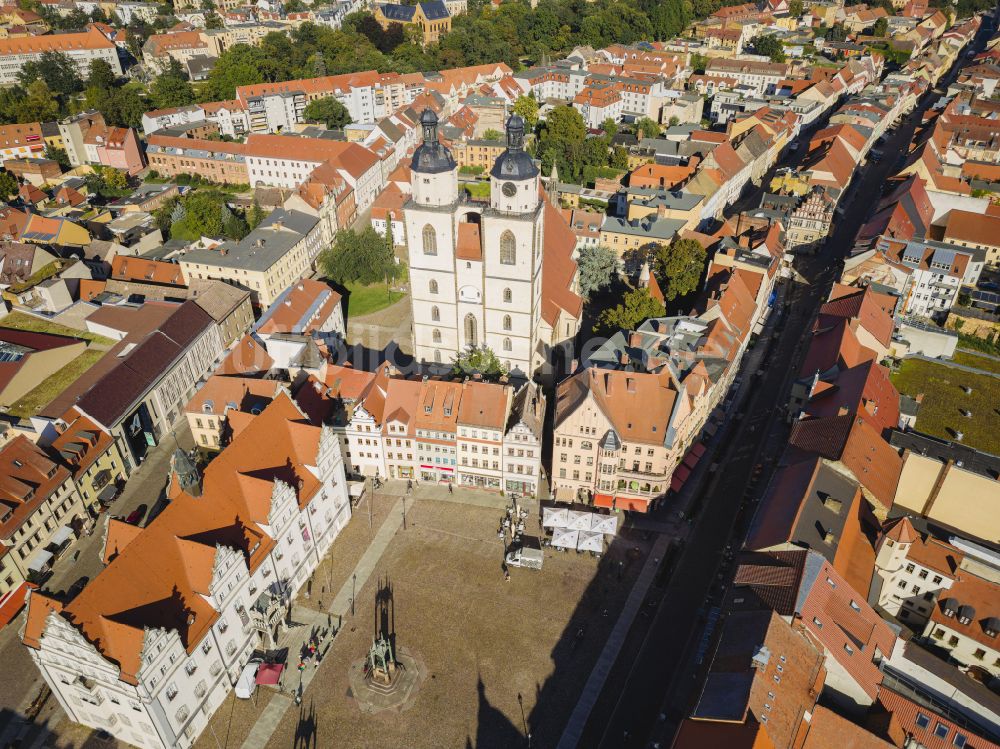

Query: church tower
left=403, top=110, right=545, bottom=377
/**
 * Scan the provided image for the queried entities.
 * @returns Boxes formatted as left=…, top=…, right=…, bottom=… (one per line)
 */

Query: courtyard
left=196, top=491, right=654, bottom=749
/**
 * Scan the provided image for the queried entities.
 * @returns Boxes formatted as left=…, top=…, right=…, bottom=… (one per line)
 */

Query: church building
left=404, top=109, right=581, bottom=379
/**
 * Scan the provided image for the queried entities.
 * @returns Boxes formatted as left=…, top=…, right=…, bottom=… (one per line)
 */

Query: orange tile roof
left=102, top=517, right=143, bottom=564
left=185, top=375, right=280, bottom=417
left=256, top=279, right=341, bottom=337
left=110, top=256, right=186, bottom=287
left=245, top=135, right=379, bottom=178
left=541, top=198, right=583, bottom=326
left=0, top=435, right=71, bottom=542
left=25, top=394, right=314, bottom=683
left=457, top=380, right=508, bottom=429
left=0, top=27, right=113, bottom=55
left=217, top=334, right=274, bottom=376
left=943, top=208, right=1000, bottom=248
left=456, top=222, right=482, bottom=261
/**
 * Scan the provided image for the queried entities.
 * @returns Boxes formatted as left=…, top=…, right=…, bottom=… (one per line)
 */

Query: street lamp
left=351, top=573, right=357, bottom=617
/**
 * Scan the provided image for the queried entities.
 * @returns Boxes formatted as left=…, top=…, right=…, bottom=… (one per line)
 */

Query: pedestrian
left=504, top=570, right=511, bottom=582
left=448, top=483, right=453, bottom=495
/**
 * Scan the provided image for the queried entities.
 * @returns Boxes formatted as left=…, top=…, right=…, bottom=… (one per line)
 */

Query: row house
left=573, top=84, right=623, bottom=129
left=553, top=261, right=769, bottom=511
left=513, top=67, right=588, bottom=102
left=0, top=437, right=90, bottom=625
left=872, top=516, right=961, bottom=628
left=243, top=134, right=384, bottom=208
left=179, top=209, right=323, bottom=307
left=298, top=364, right=546, bottom=495
left=704, top=57, right=789, bottom=98
left=0, top=28, right=120, bottom=84
left=282, top=161, right=358, bottom=247
left=21, top=393, right=351, bottom=749
left=877, top=236, right=985, bottom=320
left=145, top=135, right=248, bottom=185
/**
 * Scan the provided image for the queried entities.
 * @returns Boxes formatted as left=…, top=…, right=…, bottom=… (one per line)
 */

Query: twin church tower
left=404, top=109, right=547, bottom=377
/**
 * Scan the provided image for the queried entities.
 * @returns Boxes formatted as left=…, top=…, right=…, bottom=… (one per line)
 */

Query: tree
left=668, top=115, right=680, bottom=127
left=302, top=96, right=352, bottom=129
left=788, top=0, right=803, bottom=15
left=0, top=170, right=17, bottom=200
left=512, top=95, right=539, bottom=129
left=610, top=144, right=629, bottom=170
left=451, top=345, right=508, bottom=380
left=18, top=51, right=81, bottom=96
left=593, top=287, right=665, bottom=335
left=86, top=58, right=116, bottom=90
left=653, top=238, right=707, bottom=302
left=204, top=10, right=223, bottom=28
left=482, top=128, right=503, bottom=140
left=601, top=117, right=618, bottom=138
left=102, top=167, right=128, bottom=191
left=873, top=17, right=888, bottom=36
left=577, top=244, right=618, bottom=298
left=45, top=144, right=70, bottom=169
left=19, top=80, right=60, bottom=123
left=247, top=200, right=268, bottom=230
left=150, top=69, right=195, bottom=109
left=636, top=117, right=660, bottom=139
left=318, top=227, right=399, bottom=285
left=751, top=34, right=786, bottom=63
left=543, top=105, right=586, bottom=144
left=689, top=52, right=708, bottom=73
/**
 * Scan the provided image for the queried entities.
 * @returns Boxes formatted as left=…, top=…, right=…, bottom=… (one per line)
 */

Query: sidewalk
left=555, top=533, right=672, bottom=749
left=240, top=497, right=405, bottom=749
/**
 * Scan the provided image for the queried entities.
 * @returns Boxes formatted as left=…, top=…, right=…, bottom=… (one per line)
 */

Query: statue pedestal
left=347, top=646, right=425, bottom=713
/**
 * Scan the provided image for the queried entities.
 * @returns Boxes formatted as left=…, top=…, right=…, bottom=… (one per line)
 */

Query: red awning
left=674, top=464, right=692, bottom=482
left=256, top=663, right=284, bottom=685
left=690, top=442, right=707, bottom=458
left=670, top=474, right=685, bottom=492
left=683, top=442, right=706, bottom=470
left=0, top=581, right=34, bottom=629
left=593, top=493, right=615, bottom=509
left=616, top=496, right=650, bottom=513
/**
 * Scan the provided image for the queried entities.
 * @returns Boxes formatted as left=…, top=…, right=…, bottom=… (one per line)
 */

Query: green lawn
left=891, top=358, right=1000, bottom=455
left=462, top=181, right=491, bottom=200
left=953, top=350, right=1000, bottom=375
left=6, top=349, right=107, bottom=418
left=0, top=312, right=114, bottom=347
left=345, top=281, right=404, bottom=318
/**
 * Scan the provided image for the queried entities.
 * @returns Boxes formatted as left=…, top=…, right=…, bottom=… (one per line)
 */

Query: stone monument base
left=347, top=646, right=425, bottom=713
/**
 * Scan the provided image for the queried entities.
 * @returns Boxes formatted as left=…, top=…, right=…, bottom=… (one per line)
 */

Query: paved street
left=574, top=28, right=989, bottom=748
left=0, top=419, right=194, bottom=725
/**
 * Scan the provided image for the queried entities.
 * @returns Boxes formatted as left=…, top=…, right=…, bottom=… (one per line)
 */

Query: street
left=577, top=25, right=989, bottom=748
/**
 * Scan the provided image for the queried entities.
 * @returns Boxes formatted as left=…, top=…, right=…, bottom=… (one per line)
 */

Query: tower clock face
left=501, top=181, right=517, bottom=197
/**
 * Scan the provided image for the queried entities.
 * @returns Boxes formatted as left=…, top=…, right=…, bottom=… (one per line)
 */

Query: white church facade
left=405, top=110, right=549, bottom=378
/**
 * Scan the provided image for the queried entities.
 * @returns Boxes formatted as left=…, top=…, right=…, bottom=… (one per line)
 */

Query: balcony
left=616, top=466, right=668, bottom=480
left=615, top=478, right=667, bottom=497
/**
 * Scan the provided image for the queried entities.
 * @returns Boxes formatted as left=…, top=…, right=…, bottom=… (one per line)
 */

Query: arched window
left=503, top=288, right=512, bottom=303
left=431, top=305, right=440, bottom=322
left=503, top=337, right=512, bottom=351
left=422, top=224, right=437, bottom=256
left=429, top=279, right=438, bottom=294
left=499, top=230, right=516, bottom=265
left=432, top=328, right=442, bottom=343
left=464, top=314, right=477, bottom=348
left=434, top=349, right=442, bottom=363
left=502, top=315, right=512, bottom=331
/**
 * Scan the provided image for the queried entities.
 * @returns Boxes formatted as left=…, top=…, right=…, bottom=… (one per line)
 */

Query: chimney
left=837, top=405, right=850, bottom=416
left=656, top=203, right=666, bottom=220
left=824, top=530, right=837, bottom=545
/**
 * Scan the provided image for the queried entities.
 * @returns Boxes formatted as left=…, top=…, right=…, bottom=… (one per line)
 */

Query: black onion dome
left=411, top=109, right=456, bottom=174
left=491, top=113, right=539, bottom=181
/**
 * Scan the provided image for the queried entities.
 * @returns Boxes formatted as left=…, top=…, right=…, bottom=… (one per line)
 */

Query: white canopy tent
left=576, top=530, right=604, bottom=553
left=550, top=528, right=580, bottom=550
left=542, top=507, right=570, bottom=528
left=565, top=510, right=592, bottom=531
left=589, top=514, right=619, bottom=535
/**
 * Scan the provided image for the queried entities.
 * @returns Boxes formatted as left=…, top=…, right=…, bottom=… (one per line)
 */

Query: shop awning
left=48, top=525, right=74, bottom=547
left=255, top=663, right=284, bottom=685
left=98, top=485, right=117, bottom=504
left=593, top=493, right=614, bottom=509
left=674, top=464, right=692, bottom=483
left=683, top=443, right=705, bottom=471
left=27, top=549, right=53, bottom=573
left=615, top=497, right=649, bottom=513
left=670, top=474, right=685, bottom=492
left=553, top=486, right=576, bottom=502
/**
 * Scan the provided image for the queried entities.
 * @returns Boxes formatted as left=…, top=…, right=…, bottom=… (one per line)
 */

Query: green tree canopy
left=788, top=0, right=804, bottom=15
left=512, top=95, right=539, bottom=129
left=319, top=226, right=400, bottom=286
left=150, top=62, right=195, bottom=109
left=653, top=237, right=707, bottom=302
left=577, top=244, right=619, bottom=298
left=0, top=170, right=18, bottom=201
left=636, top=117, right=661, bottom=139
left=19, top=51, right=81, bottom=96
left=482, top=128, right=503, bottom=140
left=20, top=80, right=60, bottom=123
left=302, top=96, right=352, bottom=129
left=594, top=287, right=665, bottom=335
left=543, top=104, right=586, bottom=144
left=451, top=345, right=508, bottom=380
left=751, top=34, right=786, bottom=62
left=872, top=17, right=888, bottom=36
left=86, top=58, right=117, bottom=90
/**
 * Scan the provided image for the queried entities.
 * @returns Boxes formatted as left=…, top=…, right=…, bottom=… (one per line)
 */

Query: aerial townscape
left=0, top=0, right=1000, bottom=745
